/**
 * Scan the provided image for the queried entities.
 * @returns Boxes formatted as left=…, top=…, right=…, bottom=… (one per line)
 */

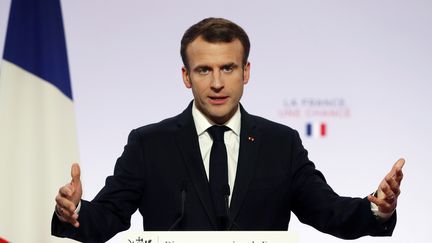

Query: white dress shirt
left=191, top=101, right=241, bottom=204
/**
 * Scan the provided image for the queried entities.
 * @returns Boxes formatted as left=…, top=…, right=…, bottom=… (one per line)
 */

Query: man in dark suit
left=52, top=18, right=404, bottom=242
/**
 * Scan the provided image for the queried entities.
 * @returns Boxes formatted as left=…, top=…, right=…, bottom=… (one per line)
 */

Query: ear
left=182, top=67, right=192, bottom=88
left=243, top=62, right=250, bottom=85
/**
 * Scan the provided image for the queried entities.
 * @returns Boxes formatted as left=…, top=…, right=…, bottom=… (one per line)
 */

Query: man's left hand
left=367, top=158, right=405, bottom=214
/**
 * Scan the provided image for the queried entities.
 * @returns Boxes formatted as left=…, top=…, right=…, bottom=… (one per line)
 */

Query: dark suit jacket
left=52, top=102, right=396, bottom=242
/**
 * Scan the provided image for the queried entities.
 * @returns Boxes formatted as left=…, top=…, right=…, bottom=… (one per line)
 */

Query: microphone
left=222, top=185, right=240, bottom=230
left=169, top=181, right=188, bottom=231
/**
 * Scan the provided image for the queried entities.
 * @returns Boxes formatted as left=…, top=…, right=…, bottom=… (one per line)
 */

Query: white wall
left=1, top=0, right=431, bottom=242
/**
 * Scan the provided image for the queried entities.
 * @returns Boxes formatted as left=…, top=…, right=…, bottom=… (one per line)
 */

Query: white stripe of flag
left=0, top=1, right=79, bottom=242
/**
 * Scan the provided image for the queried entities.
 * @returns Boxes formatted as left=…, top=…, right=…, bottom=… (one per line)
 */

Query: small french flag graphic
left=306, top=122, right=327, bottom=138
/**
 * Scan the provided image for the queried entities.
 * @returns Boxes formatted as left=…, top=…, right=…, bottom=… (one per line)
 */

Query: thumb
left=388, top=158, right=404, bottom=175
left=393, top=158, right=405, bottom=183
left=390, top=158, right=405, bottom=178
left=70, top=163, right=83, bottom=204
left=71, top=163, right=81, bottom=186
left=394, top=158, right=405, bottom=171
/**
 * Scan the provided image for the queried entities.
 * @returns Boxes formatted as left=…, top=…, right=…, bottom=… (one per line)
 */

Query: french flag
left=0, top=0, right=79, bottom=242
left=306, top=122, right=327, bottom=138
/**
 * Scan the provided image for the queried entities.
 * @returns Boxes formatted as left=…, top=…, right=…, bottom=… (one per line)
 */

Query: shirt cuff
left=370, top=201, right=394, bottom=222
left=75, top=200, right=82, bottom=214
left=55, top=200, right=81, bottom=219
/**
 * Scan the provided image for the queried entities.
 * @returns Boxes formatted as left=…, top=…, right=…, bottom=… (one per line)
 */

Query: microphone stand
left=223, top=185, right=240, bottom=230
left=168, top=182, right=187, bottom=230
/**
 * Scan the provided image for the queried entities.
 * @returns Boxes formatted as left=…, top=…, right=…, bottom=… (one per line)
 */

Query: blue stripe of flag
left=306, top=123, right=312, bottom=136
left=3, top=0, right=72, bottom=100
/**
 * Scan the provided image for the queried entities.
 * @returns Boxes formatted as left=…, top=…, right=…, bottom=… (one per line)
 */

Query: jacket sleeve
left=51, top=129, right=146, bottom=242
left=289, top=130, right=396, bottom=239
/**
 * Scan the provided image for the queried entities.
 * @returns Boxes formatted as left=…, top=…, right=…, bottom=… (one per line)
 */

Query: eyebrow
left=193, top=62, right=238, bottom=72
left=221, top=63, right=238, bottom=69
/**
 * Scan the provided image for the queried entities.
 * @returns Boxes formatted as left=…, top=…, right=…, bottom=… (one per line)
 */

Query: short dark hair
left=180, top=17, right=250, bottom=70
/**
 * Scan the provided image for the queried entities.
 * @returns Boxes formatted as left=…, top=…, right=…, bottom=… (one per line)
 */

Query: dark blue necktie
left=207, top=125, right=229, bottom=230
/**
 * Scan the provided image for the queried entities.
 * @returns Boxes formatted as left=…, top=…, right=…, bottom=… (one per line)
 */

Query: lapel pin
left=248, top=136, right=255, bottom=142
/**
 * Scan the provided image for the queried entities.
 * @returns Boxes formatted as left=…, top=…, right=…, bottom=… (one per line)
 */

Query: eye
left=197, top=67, right=210, bottom=75
left=221, top=65, right=234, bottom=73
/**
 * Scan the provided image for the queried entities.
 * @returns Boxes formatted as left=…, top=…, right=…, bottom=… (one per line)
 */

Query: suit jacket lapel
left=230, top=106, right=261, bottom=221
left=175, top=102, right=217, bottom=228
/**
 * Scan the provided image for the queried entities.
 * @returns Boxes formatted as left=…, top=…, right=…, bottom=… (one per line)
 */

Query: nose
left=210, top=71, right=224, bottom=90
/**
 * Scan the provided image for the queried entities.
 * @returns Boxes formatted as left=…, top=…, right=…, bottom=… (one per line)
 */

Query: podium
left=124, top=231, right=298, bottom=243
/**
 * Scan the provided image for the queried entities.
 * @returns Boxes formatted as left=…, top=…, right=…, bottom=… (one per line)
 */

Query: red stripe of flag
left=320, top=123, right=326, bottom=136
left=0, top=237, right=10, bottom=243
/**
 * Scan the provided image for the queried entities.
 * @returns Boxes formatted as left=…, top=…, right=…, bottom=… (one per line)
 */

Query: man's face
left=182, top=36, right=250, bottom=124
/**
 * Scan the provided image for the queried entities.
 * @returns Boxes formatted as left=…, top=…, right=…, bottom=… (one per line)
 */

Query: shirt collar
left=192, top=101, right=241, bottom=136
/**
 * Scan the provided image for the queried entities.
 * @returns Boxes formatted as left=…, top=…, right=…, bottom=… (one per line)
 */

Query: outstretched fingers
left=367, top=158, right=405, bottom=214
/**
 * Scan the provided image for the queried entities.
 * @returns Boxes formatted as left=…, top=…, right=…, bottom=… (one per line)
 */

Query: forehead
left=186, top=37, right=244, bottom=68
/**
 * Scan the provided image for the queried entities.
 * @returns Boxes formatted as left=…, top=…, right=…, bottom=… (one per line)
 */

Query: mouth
left=208, top=95, right=228, bottom=105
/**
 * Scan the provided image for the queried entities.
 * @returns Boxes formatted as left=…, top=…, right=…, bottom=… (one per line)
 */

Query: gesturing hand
left=368, top=158, right=405, bottom=214
left=55, top=163, right=83, bottom=227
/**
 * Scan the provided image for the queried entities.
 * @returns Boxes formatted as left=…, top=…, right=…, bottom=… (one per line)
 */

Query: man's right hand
left=55, top=163, right=82, bottom=228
